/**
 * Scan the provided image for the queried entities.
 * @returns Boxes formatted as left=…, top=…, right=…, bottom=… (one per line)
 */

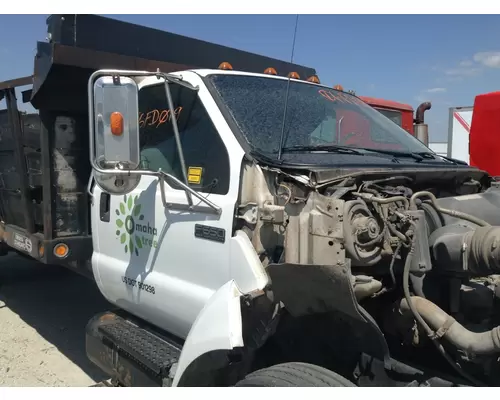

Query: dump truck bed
left=0, top=14, right=316, bottom=274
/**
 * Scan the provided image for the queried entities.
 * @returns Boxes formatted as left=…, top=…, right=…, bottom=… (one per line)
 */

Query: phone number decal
left=121, top=276, right=156, bottom=294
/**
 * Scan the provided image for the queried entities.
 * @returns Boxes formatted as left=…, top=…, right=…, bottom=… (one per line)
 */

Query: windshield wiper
left=278, top=144, right=365, bottom=155
left=360, top=148, right=436, bottom=162
left=433, top=154, right=468, bottom=165
left=414, top=151, right=440, bottom=160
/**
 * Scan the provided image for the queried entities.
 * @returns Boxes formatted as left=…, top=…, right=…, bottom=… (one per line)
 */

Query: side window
left=138, top=82, right=230, bottom=195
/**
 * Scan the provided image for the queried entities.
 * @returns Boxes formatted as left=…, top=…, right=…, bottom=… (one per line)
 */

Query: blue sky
left=1, top=14, right=500, bottom=141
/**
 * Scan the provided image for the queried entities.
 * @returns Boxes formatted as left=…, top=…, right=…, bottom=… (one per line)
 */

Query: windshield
left=375, top=108, right=403, bottom=127
left=207, top=74, right=431, bottom=157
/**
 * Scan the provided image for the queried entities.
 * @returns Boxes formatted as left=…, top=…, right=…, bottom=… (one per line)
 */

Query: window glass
left=375, top=108, right=403, bottom=127
left=138, top=82, right=230, bottom=195
left=208, top=74, right=430, bottom=155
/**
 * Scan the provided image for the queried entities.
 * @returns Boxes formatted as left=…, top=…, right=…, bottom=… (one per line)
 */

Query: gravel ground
left=0, top=253, right=111, bottom=386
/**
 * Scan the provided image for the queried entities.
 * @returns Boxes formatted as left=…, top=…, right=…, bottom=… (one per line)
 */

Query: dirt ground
left=0, top=253, right=111, bottom=386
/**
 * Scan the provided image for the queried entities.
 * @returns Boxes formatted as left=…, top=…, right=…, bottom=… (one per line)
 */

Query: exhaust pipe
left=414, top=102, right=431, bottom=146
left=415, top=102, right=431, bottom=125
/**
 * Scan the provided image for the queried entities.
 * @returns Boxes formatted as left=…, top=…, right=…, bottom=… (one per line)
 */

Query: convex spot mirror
left=93, top=75, right=140, bottom=170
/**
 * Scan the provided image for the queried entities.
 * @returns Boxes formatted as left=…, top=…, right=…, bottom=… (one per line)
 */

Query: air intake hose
left=400, top=296, right=500, bottom=355
left=430, top=225, right=500, bottom=277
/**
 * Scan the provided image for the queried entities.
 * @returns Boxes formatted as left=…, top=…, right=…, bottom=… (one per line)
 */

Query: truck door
left=90, top=78, right=236, bottom=339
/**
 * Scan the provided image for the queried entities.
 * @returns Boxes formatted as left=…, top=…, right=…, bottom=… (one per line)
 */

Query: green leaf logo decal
left=115, top=194, right=145, bottom=256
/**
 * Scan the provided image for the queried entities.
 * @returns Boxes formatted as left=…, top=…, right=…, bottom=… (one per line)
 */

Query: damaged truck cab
left=87, top=63, right=500, bottom=388
left=4, top=14, right=500, bottom=388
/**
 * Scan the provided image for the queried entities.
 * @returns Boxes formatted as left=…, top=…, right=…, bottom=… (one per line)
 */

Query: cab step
left=86, top=311, right=183, bottom=387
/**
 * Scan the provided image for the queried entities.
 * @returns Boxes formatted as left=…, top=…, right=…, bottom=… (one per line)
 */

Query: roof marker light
left=307, top=75, right=320, bottom=84
left=218, top=62, right=233, bottom=70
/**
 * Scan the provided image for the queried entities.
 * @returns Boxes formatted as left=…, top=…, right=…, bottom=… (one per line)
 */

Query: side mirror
left=92, top=75, right=140, bottom=170
left=88, top=70, right=221, bottom=214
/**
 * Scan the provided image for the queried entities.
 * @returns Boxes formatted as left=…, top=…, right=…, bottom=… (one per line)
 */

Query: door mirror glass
left=92, top=75, right=140, bottom=170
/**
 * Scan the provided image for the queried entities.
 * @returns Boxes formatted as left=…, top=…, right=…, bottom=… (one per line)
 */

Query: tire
left=235, top=362, right=356, bottom=387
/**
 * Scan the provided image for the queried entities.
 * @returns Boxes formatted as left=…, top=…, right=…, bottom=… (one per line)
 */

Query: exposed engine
left=237, top=161, right=500, bottom=386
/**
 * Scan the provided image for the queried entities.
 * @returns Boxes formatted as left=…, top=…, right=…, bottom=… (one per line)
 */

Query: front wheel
left=235, top=362, right=356, bottom=387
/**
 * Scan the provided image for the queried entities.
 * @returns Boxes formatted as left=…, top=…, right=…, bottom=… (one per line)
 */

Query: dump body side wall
left=46, top=14, right=317, bottom=80
left=0, top=83, right=93, bottom=271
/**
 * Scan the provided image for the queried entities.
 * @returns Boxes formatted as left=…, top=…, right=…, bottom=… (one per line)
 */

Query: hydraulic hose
left=409, top=191, right=490, bottom=227
left=352, top=192, right=409, bottom=210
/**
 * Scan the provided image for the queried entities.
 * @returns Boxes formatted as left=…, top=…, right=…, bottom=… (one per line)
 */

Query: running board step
left=86, top=311, right=183, bottom=387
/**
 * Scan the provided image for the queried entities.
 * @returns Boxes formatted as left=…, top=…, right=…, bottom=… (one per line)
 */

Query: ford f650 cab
left=86, top=62, right=500, bottom=387
left=4, top=14, right=500, bottom=387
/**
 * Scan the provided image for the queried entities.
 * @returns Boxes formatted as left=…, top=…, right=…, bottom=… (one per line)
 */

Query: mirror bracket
left=158, top=170, right=221, bottom=215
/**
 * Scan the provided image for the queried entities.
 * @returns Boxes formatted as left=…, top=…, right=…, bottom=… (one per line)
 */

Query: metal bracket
left=158, top=171, right=221, bottom=215
left=236, top=202, right=258, bottom=225
left=260, top=201, right=285, bottom=224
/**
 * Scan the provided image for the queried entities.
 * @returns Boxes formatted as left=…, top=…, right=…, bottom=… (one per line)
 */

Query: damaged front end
left=235, top=158, right=500, bottom=386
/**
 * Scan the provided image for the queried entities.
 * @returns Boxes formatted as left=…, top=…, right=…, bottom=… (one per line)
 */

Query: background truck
left=426, top=92, right=500, bottom=177
left=469, top=91, right=500, bottom=176
left=359, top=96, right=432, bottom=147
left=446, top=105, right=473, bottom=164
left=447, top=93, right=500, bottom=178
left=358, top=96, right=419, bottom=132
left=4, top=14, right=500, bottom=388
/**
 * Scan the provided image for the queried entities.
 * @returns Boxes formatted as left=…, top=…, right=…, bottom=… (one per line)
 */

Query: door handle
left=100, top=192, right=110, bottom=222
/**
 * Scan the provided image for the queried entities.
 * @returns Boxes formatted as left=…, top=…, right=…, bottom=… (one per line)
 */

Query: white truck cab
left=85, top=66, right=497, bottom=388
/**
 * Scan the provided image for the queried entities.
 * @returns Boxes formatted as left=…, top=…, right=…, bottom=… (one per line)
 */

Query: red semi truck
left=362, top=90, right=500, bottom=180
left=444, top=91, right=500, bottom=177
left=469, top=91, right=500, bottom=176
left=359, top=96, right=415, bottom=134
left=316, top=84, right=431, bottom=146
left=359, top=95, right=431, bottom=145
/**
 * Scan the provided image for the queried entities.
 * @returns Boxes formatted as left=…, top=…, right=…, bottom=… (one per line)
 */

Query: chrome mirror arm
left=158, top=170, right=221, bottom=215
